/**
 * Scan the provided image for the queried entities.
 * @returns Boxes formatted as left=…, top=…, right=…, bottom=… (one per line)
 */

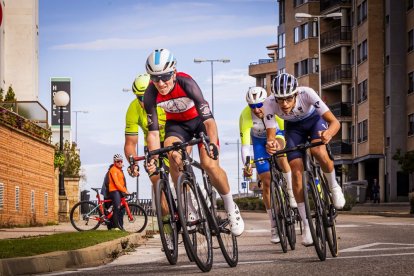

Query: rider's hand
left=243, top=164, right=253, bottom=178
left=145, top=158, right=158, bottom=175
left=208, top=143, right=219, bottom=160
left=266, top=140, right=278, bottom=154
left=127, top=164, right=140, bottom=177
left=318, top=130, right=332, bottom=144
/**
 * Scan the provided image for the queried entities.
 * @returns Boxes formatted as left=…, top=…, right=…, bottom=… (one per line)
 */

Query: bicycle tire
left=177, top=174, right=213, bottom=272
left=319, top=175, right=338, bottom=257
left=303, top=172, right=327, bottom=261
left=122, top=203, right=148, bottom=233
left=283, top=187, right=297, bottom=250
left=70, top=201, right=102, bottom=231
left=270, top=177, right=288, bottom=253
left=155, top=179, right=179, bottom=265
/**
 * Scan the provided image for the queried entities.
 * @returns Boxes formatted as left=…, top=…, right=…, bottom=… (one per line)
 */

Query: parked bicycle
left=70, top=188, right=148, bottom=233
left=271, top=141, right=338, bottom=261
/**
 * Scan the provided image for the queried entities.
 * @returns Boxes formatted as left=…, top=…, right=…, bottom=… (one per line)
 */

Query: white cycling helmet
left=113, top=154, right=123, bottom=162
left=271, top=73, right=298, bottom=98
left=245, top=87, right=267, bottom=104
left=145, top=48, right=177, bottom=76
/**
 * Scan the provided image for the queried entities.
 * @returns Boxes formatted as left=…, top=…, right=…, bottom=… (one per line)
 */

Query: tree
left=393, top=149, right=414, bottom=190
left=4, top=85, right=16, bottom=101
left=0, top=87, right=4, bottom=102
left=54, top=140, right=82, bottom=178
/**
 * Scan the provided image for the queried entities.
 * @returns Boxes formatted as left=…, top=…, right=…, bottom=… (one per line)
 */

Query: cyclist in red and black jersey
left=144, top=48, right=244, bottom=236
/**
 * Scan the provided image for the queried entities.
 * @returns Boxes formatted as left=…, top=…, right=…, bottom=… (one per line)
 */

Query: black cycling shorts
left=165, top=117, right=207, bottom=142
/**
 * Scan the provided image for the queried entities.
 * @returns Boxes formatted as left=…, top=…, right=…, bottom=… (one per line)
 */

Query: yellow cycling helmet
left=132, top=74, right=150, bottom=96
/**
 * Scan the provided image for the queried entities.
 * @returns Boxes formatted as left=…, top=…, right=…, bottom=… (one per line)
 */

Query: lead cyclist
left=263, top=73, right=346, bottom=246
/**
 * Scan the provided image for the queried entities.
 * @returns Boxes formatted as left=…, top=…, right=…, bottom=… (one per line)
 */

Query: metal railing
left=329, top=102, right=352, bottom=117
left=331, top=140, right=352, bottom=155
left=0, top=101, right=49, bottom=128
left=249, top=59, right=275, bottom=66
left=320, top=0, right=351, bottom=12
left=321, top=64, right=352, bottom=85
left=320, top=26, right=352, bottom=50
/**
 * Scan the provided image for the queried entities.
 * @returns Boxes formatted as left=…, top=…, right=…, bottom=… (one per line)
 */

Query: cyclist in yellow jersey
left=239, top=87, right=295, bottom=243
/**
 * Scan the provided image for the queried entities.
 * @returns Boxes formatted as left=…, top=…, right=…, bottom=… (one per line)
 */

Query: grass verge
left=0, top=231, right=129, bottom=259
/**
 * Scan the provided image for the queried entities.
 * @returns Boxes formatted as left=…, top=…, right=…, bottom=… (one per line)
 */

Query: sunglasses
left=150, top=72, right=174, bottom=83
left=115, top=160, right=123, bottom=163
left=276, top=95, right=295, bottom=103
left=249, top=102, right=264, bottom=109
left=137, top=95, right=144, bottom=102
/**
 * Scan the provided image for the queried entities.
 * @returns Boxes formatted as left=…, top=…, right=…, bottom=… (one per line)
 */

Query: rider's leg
left=276, top=156, right=296, bottom=207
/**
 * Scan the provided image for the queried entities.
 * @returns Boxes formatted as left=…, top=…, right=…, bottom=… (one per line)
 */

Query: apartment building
left=249, top=0, right=413, bottom=202
left=0, top=0, right=39, bottom=101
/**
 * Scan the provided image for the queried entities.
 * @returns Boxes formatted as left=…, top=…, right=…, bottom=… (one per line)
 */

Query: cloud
left=50, top=25, right=275, bottom=50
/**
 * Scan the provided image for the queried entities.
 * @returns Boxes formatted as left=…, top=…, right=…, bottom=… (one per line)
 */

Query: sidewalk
left=343, top=202, right=413, bottom=217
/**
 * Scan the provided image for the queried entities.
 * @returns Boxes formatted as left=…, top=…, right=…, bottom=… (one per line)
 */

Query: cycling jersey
left=239, top=105, right=285, bottom=174
left=144, top=72, right=213, bottom=133
left=125, top=98, right=166, bottom=145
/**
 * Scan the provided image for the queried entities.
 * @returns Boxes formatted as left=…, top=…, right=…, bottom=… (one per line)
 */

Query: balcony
left=320, top=0, right=351, bottom=13
left=249, top=59, right=277, bottom=77
left=329, top=102, right=352, bottom=118
left=320, top=26, right=352, bottom=53
left=321, top=64, right=352, bottom=88
left=330, top=140, right=352, bottom=155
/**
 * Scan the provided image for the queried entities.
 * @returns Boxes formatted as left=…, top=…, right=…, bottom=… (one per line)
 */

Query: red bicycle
left=70, top=187, right=148, bottom=233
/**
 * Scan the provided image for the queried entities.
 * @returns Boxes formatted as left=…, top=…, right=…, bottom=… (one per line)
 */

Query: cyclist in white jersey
left=263, top=73, right=345, bottom=246
left=239, top=87, right=296, bottom=244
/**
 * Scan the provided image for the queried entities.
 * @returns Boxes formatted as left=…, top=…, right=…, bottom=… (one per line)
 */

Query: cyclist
left=144, top=48, right=244, bottom=236
left=239, top=86, right=295, bottom=243
left=263, top=73, right=345, bottom=246
left=109, top=154, right=130, bottom=230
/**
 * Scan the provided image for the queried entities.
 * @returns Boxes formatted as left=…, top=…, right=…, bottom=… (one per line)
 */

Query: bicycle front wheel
left=70, top=201, right=102, bottom=231
left=320, top=176, right=338, bottom=257
left=122, top=203, right=148, bottom=233
left=215, top=209, right=238, bottom=267
left=155, top=179, right=179, bottom=265
left=303, top=172, right=326, bottom=261
left=270, top=178, right=288, bottom=253
left=177, top=174, right=213, bottom=272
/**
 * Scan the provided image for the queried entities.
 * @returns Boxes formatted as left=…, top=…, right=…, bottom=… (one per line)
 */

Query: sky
left=38, top=0, right=279, bottom=199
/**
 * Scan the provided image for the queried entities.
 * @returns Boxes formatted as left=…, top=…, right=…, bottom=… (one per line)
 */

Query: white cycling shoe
left=288, top=190, right=297, bottom=208
left=301, top=226, right=313, bottom=246
left=227, top=203, right=244, bottom=236
left=270, top=227, right=280, bottom=244
left=331, top=186, right=346, bottom=209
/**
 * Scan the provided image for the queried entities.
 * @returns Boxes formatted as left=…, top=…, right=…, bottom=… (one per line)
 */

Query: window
left=385, top=55, right=389, bottom=66
left=386, top=137, right=390, bottom=147
left=357, top=40, right=368, bottom=64
left=278, top=33, right=286, bottom=59
left=386, top=96, right=390, bottom=106
left=350, top=125, right=355, bottom=143
left=409, top=113, right=414, bottom=136
left=358, top=79, right=368, bottom=103
left=31, top=190, right=35, bottom=213
left=294, top=0, right=309, bottom=7
left=294, top=27, right=300, bottom=44
left=294, top=58, right=317, bottom=77
left=44, top=193, right=49, bottom=215
left=408, top=0, right=414, bottom=11
left=409, top=72, right=414, bottom=94
left=294, top=22, right=316, bottom=44
left=301, top=23, right=309, bottom=40
left=357, top=0, right=367, bottom=25
left=15, top=186, right=20, bottom=211
left=409, top=29, right=414, bottom=52
left=348, top=87, right=354, bottom=105
left=358, top=120, right=368, bottom=143
left=0, top=183, right=3, bottom=210
left=279, top=0, right=285, bottom=24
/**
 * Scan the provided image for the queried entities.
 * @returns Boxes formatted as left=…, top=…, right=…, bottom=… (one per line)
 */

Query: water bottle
left=315, top=177, right=322, bottom=197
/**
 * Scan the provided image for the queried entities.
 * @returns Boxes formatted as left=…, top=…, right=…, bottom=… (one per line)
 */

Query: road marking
left=330, top=252, right=414, bottom=260
left=336, top=224, right=370, bottom=228
left=372, top=222, right=414, bottom=226
left=341, top=242, right=414, bottom=253
left=245, top=229, right=269, bottom=233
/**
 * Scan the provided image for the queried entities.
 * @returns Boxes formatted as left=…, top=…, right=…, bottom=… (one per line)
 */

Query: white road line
left=341, top=242, right=414, bottom=253
left=330, top=252, right=414, bottom=260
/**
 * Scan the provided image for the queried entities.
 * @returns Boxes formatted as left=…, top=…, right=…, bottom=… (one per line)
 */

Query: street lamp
left=194, top=58, right=230, bottom=116
left=225, top=139, right=241, bottom=198
left=294, top=12, right=342, bottom=99
left=53, top=90, right=70, bottom=196
left=72, top=110, right=88, bottom=144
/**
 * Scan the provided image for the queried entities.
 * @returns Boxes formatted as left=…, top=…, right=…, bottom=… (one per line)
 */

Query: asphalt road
left=44, top=212, right=414, bottom=276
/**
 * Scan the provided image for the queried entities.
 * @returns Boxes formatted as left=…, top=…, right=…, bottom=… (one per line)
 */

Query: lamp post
left=225, top=139, right=240, bottom=198
left=72, top=110, right=88, bottom=144
left=53, top=91, right=70, bottom=196
left=294, top=12, right=342, bottom=99
left=193, top=58, right=230, bottom=116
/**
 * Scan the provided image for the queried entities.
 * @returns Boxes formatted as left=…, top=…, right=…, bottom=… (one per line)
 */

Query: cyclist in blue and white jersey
left=263, top=73, right=345, bottom=246
left=239, top=87, right=296, bottom=244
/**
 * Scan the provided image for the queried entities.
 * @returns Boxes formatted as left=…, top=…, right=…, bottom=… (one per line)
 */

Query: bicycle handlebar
left=254, top=141, right=325, bottom=163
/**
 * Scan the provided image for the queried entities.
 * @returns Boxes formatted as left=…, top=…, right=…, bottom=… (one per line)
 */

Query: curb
left=0, top=232, right=146, bottom=276
left=339, top=211, right=414, bottom=218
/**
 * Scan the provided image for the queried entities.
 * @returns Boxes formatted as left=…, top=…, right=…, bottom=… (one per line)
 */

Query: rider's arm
left=239, top=106, right=253, bottom=164
left=320, top=110, right=340, bottom=144
left=124, top=135, right=138, bottom=160
left=203, top=118, right=219, bottom=145
left=263, top=98, right=281, bottom=153
left=143, top=84, right=161, bottom=151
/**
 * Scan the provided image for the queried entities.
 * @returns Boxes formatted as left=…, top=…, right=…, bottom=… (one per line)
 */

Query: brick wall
left=0, top=122, right=57, bottom=226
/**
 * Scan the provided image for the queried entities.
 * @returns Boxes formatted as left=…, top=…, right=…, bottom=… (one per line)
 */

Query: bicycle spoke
left=70, top=201, right=102, bottom=231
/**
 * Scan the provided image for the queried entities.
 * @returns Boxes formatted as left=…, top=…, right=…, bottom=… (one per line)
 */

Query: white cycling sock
left=221, top=192, right=236, bottom=213
left=267, top=209, right=276, bottom=228
left=297, top=202, right=309, bottom=227
left=324, top=170, right=339, bottom=190
left=283, top=171, right=293, bottom=191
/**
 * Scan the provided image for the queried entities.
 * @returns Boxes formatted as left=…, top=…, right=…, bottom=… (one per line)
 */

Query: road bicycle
left=254, top=155, right=297, bottom=253
left=69, top=188, right=148, bottom=233
left=144, top=133, right=213, bottom=272
left=273, top=141, right=338, bottom=261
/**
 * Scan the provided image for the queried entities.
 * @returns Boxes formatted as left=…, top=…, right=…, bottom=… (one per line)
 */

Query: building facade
left=252, top=0, right=413, bottom=202
left=0, top=0, right=39, bottom=101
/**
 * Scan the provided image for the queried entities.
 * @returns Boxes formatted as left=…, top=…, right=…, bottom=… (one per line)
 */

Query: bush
left=409, top=192, right=414, bottom=214
left=216, top=197, right=265, bottom=211
left=342, top=192, right=357, bottom=211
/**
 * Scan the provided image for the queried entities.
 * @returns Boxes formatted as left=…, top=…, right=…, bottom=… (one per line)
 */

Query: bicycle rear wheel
left=155, top=179, right=179, bottom=265
left=303, top=172, right=326, bottom=261
left=122, top=203, right=148, bottom=233
left=270, top=177, right=288, bottom=253
left=319, top=176, right=338, bottom=257
left=177, top=174, right=213, bottom=272
left=283, top=188, right=297, bottom=250
left=70, top=201, right=102, bottom=231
